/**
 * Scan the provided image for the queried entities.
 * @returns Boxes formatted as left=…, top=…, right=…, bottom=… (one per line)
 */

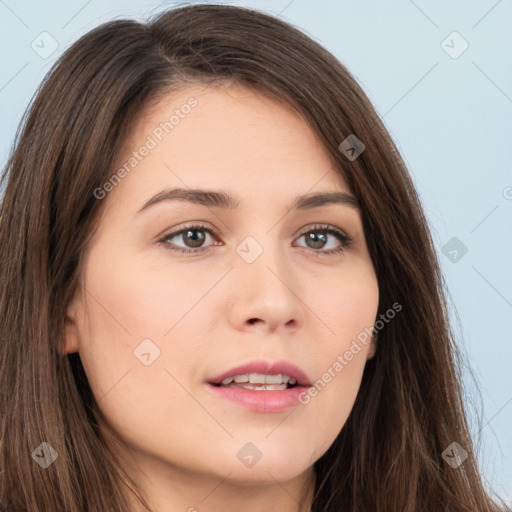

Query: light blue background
left=1, top=0, right=510, bottom=504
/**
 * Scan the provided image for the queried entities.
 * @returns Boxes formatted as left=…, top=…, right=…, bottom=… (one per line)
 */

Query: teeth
left=249, top=373, right=266, bottom=384
left=223, top=383, right=288, bottom=391
left=218, top=373, right=296, bottom=387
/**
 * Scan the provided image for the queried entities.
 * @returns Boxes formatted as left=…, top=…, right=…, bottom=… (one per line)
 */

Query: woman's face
left=65, top=83, right=379, bottom=500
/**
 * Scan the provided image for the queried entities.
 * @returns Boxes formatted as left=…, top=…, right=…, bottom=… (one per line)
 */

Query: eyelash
left=157, top=223, right=353, bottom=257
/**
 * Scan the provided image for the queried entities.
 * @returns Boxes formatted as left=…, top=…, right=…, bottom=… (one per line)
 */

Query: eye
left=157, top=223, right=220, bottom=254
left=294, top=224, right=353, bottom=256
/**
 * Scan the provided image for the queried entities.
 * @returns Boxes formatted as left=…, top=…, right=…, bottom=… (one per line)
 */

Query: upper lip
left=207, top=359, right=313, bottom=386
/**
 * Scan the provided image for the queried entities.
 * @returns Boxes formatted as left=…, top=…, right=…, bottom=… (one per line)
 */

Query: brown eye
left=295, top=225, right=353, bottom=255
left=158, top=224, right=219, bottom=254
left=304, top=231, right=329, bottom=250
left=177, top=229, right=207, bottom=248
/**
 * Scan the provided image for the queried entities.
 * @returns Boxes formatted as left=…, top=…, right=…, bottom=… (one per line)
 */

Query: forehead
left=106, top=82, right=352, bottom=212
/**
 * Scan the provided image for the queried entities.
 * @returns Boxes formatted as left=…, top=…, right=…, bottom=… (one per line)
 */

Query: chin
left=217, top=453, right=313, bottom=486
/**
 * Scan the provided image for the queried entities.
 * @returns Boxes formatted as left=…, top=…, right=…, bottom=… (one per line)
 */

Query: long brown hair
left=0, top=4, right=507, bottom=511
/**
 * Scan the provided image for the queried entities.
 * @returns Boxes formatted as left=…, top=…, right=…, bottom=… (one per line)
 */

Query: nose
left=227, top=238, right=305, bottom=334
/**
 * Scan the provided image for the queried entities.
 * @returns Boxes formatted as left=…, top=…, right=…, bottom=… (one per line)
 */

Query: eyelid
left=296, top=223, right=348, bottom=238
left=156, top=221, right=219, bottom=240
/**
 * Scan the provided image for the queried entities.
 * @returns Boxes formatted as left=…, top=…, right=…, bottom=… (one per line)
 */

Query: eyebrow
left=138, top=188, right=360, bottom=213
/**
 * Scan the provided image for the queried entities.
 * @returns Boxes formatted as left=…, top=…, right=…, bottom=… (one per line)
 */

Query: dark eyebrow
left=291, top=191, right=360, bottom=211
left=138, top=188, right=360, bottom=212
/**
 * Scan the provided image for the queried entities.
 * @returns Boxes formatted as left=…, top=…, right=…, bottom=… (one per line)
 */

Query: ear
left=61, top=295, right=81, bottom=355
left=366, top=334, right=378, bottom=360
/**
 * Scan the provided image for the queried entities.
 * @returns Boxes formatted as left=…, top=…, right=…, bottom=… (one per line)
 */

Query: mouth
left=206, top=359, right=312, bottom=390
left=205, top=359, right=313, bottom=412
left=209, top=373, right=300, bottom=391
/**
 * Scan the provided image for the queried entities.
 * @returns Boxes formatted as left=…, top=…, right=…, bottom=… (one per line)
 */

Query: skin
left=64, top=83, right=379, bottom=512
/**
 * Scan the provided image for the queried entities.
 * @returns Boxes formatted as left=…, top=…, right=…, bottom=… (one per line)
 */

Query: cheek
left=307, top=257, right=379, bottom=347
left=74, top=253, right=207, bottom=463
left=75, top=246, right=214, bottom=414
left=294, top=329, right=373, bottom=465
left=295, top=263, right=378, bottom=449
left=332, top=278, right=379, bottom=342
left=84, top=244, right=222, bottom=340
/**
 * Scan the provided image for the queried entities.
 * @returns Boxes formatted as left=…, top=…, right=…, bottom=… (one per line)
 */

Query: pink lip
left=205, top=359, right=313, bottom=413
left=207, top=359, right=313, bottom=386
left=205, top=384, right=311, bottom=413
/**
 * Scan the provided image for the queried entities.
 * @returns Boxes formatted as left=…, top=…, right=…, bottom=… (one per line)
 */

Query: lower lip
left=205, top=383, right=310, bottom=413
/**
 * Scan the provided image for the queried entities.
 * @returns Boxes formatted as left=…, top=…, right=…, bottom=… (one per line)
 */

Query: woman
left=0, top=4, right=507, bottom=511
